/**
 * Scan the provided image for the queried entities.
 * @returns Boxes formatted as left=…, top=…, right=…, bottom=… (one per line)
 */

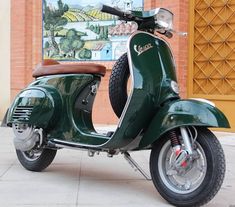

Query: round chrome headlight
left=155, top=8, right=173, bottom=30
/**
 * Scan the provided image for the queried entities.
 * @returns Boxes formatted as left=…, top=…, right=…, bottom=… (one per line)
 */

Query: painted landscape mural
left=43, top=0, right=144, bottom=61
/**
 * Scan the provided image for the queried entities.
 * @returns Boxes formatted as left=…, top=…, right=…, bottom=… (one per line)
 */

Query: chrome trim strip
left=50, top=139, right=108, bottom=150
left=51, top=143, right=101, bottom=151
left=189, top=98, right=215, bottom=107
left=180, top=127, right=193, bottom=155
left=117, top=32, right=135, bottom=127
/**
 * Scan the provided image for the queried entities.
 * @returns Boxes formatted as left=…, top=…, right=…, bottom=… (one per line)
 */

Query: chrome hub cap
left=22, top=148, right=43, bottom=161
left=13, top=124, right=42, bottom=152
left=158, top=140, right=207, bottom=194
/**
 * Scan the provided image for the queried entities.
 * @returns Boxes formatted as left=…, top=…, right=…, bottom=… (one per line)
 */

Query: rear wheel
left=16, top=148, right=57, bottom=172
left=150, top=127, right=225, bottom=207
left=12, top=123, right=57, bottom=172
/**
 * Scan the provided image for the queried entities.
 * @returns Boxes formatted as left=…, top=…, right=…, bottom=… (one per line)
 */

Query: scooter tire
left=150, top=127, right=225, bottom=207
left=16, top=148, right=57, bottom=172
left=109, top=53, right=130, bottom=118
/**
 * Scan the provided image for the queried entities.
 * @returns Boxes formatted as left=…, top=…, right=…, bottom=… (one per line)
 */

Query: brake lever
left=155, top=28, right=173, bottom=39
left=172, top=30, right=188, bottom=37
left=164, top=30, right=188, bottom=38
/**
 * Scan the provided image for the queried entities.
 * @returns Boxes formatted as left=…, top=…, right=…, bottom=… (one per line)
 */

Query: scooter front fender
left=139, top=99, right=230, bottom=148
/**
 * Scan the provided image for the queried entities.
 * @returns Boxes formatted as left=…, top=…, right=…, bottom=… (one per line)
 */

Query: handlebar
left=100, top=4, right=125, bottom=18
left=99, top=4, right=174, bottom=39
left=99, top=4, right=136, bottom=22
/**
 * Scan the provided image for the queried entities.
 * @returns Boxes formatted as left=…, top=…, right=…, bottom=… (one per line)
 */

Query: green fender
left=139, top=99, right=230, bottom=148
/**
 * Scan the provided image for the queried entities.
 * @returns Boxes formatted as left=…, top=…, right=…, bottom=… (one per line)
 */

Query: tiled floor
left=0, top=127, right=234, bottom=207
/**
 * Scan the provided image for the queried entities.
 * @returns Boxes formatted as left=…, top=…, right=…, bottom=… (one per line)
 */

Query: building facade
left=188, top=1, right=235, bottom=131
left=0, top=1, right=10, bottom=120
left=6, top=0, right=235, bottom=131
left=9, top=0, right=189, bottom=125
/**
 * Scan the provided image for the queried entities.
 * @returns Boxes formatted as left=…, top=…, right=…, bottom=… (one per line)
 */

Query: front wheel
left=150, top=127, right=225, bottom=207
left=109, top=53, right=129, bottom=118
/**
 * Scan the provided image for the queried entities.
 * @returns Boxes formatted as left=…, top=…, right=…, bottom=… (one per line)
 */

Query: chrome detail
left=177, top=31, right=188, bottom=37
left=134, top=43, right=153, bottom=56
left=158, top=140, right=207, bottom=194
left=117, top=33, right=134, bottom=127
left=173, top=149, right=188, bottom=168
left=13, top=124, right=41, bottom=151
left=51, top=139, right=106, bottom=149
left=12, top=106, right=33, bottom=121
left=91, top=83, right=98, bottom=94
left=190, top=126, right=198, bottom=143
left=154, top=8, right=174, bottom=30
left=87, top=150, right=102, bottom=157
left=171, top=81, right=179, bottom=94
left=190, top=98, right=215, bottom=107
left=107, top=153, right=113, bottom=157
left=35, top=128, right=43, bottom=147
left=21, top=148, right=43, bottom=161
left=180, top=127, right=193, bottom=155
left=171, top=30, right=188, bottom=37
left=88, top=150, right=95, bottom=157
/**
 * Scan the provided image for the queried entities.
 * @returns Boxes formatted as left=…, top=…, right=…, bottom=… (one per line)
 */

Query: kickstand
left=124, top=152, right=152, bottom=181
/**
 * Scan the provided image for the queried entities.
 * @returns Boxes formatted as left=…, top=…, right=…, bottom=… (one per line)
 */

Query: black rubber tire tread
left=150, top=127, right=226, bottom=207
left=16, top=148, right=57, bottom=172
left=109, top=53, right=130, bottom=117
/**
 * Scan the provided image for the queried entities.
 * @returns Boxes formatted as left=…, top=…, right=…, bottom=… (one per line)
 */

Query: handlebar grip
left=101, top=4, right=124, bottom=17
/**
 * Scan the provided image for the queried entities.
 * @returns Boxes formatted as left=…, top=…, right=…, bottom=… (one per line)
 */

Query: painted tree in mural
left=43, top=0, right=69, bottom=56
left=60, top=29, right=85, bottom=58
left=79, top=48, right=92, bottom=59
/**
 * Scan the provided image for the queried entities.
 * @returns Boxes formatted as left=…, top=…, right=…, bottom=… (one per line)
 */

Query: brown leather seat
left=32, top=59, right=106, bottom=78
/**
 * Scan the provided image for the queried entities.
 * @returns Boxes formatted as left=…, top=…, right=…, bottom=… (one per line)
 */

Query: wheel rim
left=158, top=140, right=207, bottom=194
left=21, top=149, right=43, bottom=161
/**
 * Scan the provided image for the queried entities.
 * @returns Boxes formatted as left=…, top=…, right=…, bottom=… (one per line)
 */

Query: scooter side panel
left=7, top=74, right=110, bottom=146
left=139, top=99, right=230, bottom=148
left=32, top=74, right=110, bottom=145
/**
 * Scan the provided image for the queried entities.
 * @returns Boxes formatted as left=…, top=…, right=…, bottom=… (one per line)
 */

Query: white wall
left=0, top=1, right=11, bottom=120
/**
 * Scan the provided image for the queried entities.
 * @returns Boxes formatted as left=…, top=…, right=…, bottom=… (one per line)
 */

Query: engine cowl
left=7, top=87, right=61, bottom=129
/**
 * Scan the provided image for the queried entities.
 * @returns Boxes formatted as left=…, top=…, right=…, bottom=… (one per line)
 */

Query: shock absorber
left=168, top=130, right=180, bottom=147
left=168, top=129, right=188, bottom=168
left=168, top=129, right=181, bottom=156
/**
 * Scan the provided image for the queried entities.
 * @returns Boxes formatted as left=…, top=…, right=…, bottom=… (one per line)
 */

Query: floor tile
left=0, top=180, right=78, bottom=206
left=77, top=180, right=170, bottom=206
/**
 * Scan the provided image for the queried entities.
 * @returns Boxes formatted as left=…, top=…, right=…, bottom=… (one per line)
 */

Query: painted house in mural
left=109, top=22, right=137, bottom=59
left=91, top=43, right=112, bottom=60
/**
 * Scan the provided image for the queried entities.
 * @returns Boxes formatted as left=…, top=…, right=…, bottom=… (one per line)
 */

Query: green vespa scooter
left=2, top=4, right=230, bottom=207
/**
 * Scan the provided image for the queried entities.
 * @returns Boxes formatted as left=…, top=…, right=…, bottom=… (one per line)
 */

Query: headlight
left=155, top=8, right=173, bottom=30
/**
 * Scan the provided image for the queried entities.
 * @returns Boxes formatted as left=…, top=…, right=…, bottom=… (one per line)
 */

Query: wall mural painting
left=43, top=0, right=144, bottom=61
